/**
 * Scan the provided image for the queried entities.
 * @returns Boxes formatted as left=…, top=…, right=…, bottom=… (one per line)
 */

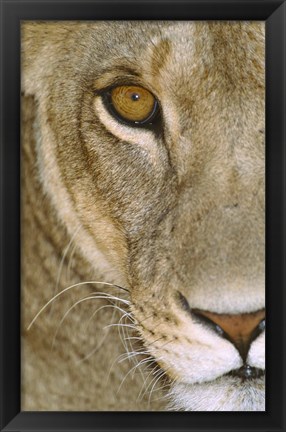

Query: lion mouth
left=225, top=364, right=264, bottom=381
left=162, top=363, right=265, bottom=387
left=159, top=363, right=265, bottom=388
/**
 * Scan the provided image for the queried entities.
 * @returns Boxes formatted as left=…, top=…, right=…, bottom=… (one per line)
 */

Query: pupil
left=130, top=93, right=140, bottom=101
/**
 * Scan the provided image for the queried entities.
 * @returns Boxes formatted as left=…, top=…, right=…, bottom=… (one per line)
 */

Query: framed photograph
left=1, top=0, right=285, bottom=431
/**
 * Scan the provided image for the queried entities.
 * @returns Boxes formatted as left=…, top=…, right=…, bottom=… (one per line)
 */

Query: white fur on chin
left=168, top=376, right=265, bottom=411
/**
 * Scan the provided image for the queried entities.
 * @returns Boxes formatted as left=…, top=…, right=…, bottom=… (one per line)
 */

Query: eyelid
left=93, top=75, right=161, bottom=103
left=93, top=96, right=160, bottom=152
left=93, top=77, right=144, bottom=96
left=92, top=65, right=141, bottom=88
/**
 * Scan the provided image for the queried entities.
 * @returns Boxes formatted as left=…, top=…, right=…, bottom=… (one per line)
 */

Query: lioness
left=21, top=21, right=265, bottom=411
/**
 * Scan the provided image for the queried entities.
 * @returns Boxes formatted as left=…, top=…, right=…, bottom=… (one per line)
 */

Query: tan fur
left=21, top=21, right=265, bottom=411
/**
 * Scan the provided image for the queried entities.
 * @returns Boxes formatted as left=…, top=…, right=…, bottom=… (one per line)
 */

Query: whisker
left=148, top=368, right=167, bottom=407
left=105, top=334, right=133, bottom=384
left=117, top=349, right=150, bottom=364
left=116, top=311, right=136, bottom=352
left=51, top=293, right=127, bottom=350
left=120, top=315, right=147, bottom=385
left=137, top=313, right=157, bottom=324
left=116, top=355, right=155, bottom=394
left=118, top=312, right=148, bottom=387
left=146, top=336, right=166, bottom=347
left=105, top=309, right=137, bottom=383
left=77, top=302, right=120, bottom=364
left=49, top=226, right=81, bottom=317
left=103, top=323, right=137, bottom=330
left=122, top=355, right=156, bottom=390
left=137, top=357, right=169, bottom=403
left=137, top=361, right=161, bottom=400
left=132, top=356, right=157, bottom=381
left=139, top=364, right=162, bottom=402
left=148, top=379, right=171, bottom=396
left=85, top=303, right=128, bottom=331
left=66, top=242, right=78, bottom=281
left=27, top=281, right=130, bottom=330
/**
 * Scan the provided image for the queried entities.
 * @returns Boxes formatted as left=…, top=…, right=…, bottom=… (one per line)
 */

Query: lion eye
left=104, top=85, right=159, bottom=126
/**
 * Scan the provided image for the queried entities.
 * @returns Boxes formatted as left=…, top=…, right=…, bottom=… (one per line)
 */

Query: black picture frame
left=0, top=0, right=285, bottom=431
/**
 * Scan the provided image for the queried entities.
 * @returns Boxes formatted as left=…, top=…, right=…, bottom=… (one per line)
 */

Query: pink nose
left=192, top=308, right=265, bottom=360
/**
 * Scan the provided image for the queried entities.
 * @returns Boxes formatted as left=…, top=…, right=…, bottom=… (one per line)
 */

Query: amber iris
left=110, top=85, right=157, bottom=123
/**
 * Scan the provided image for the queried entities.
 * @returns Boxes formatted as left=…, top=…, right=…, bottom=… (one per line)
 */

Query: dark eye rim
left=101, top=87, right=161, bottom=129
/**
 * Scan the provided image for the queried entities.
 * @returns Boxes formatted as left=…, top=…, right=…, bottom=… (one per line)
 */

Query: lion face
left=22, top=21, right=265, bottom=411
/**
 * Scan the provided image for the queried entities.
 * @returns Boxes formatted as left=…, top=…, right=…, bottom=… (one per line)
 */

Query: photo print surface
left=21, top=21, right=265, bottom=411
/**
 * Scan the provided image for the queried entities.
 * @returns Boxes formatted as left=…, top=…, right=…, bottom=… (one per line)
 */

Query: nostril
left=191, top=309, right=228, bottom=338
left=258, top=319, right=265, bottom=333
left=177, top=293, right=228, bottom=338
